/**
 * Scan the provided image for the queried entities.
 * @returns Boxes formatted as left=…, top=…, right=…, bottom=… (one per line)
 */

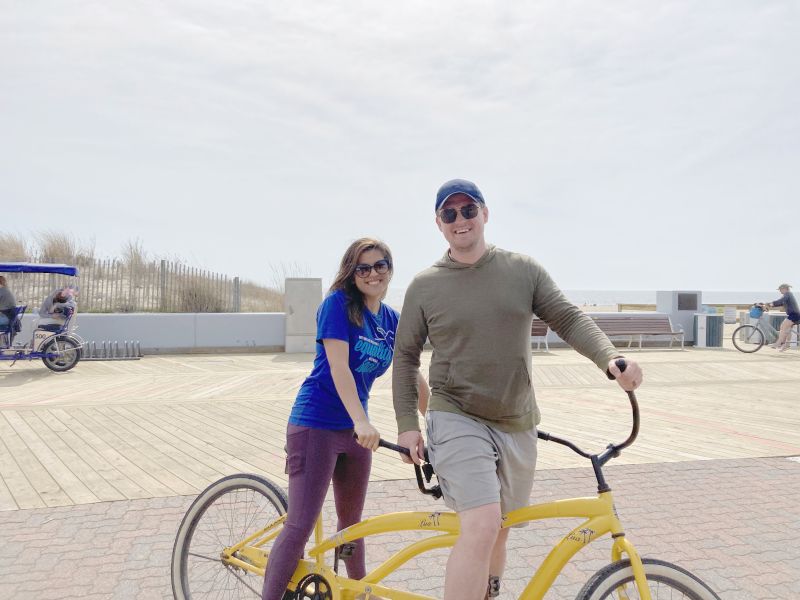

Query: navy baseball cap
left=435, top=179, right=485, bottom=212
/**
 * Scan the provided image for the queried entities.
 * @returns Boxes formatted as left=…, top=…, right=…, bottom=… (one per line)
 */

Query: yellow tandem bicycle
left=171, top=384, right=720, bottom=600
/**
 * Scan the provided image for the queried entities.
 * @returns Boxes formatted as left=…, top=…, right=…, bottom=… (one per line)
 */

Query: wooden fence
left=4, top=259, right=282, bottom=313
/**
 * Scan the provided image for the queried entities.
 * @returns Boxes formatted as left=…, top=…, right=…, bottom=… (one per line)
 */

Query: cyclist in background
left=766, top=283, right=800, bottom=352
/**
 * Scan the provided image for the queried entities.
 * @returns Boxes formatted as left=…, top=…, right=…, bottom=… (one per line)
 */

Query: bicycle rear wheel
left=41, top=336, right=81, bottom=372
left=171, top=473, right=289, bottom=600
left=731, top=325, right=764, bottom=353
left=576, top=558, right=720, bottom=599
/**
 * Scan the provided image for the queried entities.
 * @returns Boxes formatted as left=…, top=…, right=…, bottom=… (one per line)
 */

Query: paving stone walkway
left=2, top=457, right=798, bottom=599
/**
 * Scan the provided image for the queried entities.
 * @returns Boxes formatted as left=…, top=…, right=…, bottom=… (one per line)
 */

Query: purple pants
left=261, top=424, right=372, bottom=600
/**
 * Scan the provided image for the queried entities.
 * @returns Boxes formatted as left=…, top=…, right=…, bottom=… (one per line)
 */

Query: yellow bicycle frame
left=221, top=490, right=652, bottom=600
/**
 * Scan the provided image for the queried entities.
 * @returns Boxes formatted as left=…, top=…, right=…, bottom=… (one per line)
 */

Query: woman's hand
left=354, top=420, right=381, bottom=451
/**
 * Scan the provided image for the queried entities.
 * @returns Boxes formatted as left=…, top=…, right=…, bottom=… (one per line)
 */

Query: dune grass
left=0, top=232, right=288, bottom=313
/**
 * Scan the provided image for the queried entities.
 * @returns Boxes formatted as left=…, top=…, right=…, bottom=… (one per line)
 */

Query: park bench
left=531, top=318, right=550, bottom=351
left=589, top=314, right=685, bottom=350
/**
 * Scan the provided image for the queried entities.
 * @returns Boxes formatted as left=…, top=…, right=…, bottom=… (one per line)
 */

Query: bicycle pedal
left=337, top=542, right=357, bottom=558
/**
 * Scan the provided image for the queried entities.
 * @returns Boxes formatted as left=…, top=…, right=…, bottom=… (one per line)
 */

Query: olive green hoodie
left=392, top=245, right=619, bottom=433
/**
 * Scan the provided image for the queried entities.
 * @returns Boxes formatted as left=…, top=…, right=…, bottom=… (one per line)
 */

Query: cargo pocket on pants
left=285, top=427, right=310, bottom=476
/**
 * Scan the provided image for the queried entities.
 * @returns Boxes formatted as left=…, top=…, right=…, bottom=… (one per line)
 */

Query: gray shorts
left=426, top=411, right=537, bottom=516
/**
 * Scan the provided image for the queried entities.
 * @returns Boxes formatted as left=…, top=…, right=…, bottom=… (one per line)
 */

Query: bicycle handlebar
left=378, top=439, right=410, bottom=456
left=536, top=359, right=639, bottom=464
left=363, top=358, right=639, bottom=494
left=354, top=437, right=439, bottom=496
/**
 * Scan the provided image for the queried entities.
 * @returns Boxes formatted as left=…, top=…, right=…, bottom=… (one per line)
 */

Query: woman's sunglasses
left=354, top=259, right=392, bottom=278
left=438, top=203, right=481, bottom=224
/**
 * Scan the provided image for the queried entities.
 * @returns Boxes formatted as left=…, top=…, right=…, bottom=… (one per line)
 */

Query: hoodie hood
left=434, top=244, right=497, bottom=270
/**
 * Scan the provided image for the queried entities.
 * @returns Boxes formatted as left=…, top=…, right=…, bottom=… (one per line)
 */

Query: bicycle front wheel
left=171, top=473, right=289, bottom=600
left=576, top=558, right=720, bottom=599
left=731, top=324, right=764, bottom=353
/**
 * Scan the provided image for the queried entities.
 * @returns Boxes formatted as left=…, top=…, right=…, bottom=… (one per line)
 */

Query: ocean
left=560, top=290, right=777, bottom=306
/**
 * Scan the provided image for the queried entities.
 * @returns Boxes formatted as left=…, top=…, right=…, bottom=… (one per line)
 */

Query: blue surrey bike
left=1, top=263, right=85, bottom=372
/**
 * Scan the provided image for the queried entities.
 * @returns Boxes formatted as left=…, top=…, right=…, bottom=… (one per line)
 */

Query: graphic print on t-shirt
left=354, top=332, right=394, bottom=374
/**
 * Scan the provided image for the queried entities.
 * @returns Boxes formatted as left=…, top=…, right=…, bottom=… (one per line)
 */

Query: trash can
left=694, top=314, right=724, bottom=348
left=768, top=314, right=786, bottom=332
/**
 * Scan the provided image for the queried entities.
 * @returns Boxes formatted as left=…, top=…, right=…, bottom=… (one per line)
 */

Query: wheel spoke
left=223, top=564, right=262, bottom=596
left=187, top=551, right=220, bottom=562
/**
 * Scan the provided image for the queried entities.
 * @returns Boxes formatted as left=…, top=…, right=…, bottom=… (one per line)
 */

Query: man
left=765, top=283, right=799, bottom=352
left=392, top=179, right=642, bottom=600
left=0, top=275, right=17, bottom=328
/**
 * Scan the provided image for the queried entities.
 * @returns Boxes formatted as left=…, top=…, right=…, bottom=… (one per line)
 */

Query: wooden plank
left=49, top=408, right=174, bottom=498
left=1, top=345, right=799, bottom=508
left=35, top=410, right=147, bottom=499
left=0, top=436, right=32, bottom=510
left=96, top=405, right=224, bottom=483
left=0, top=466, right=18, bottom=511
left=2, top=411, right=98, bottom=505
left=133, top=401, right=288, bottom=483
left=76, top=406, right=200, bottom=495
left=114, top=404, right=264, bottom=476
left=0, top=413, right=70, bottom=507
left=19, top=411, right=125, bottom=503
left=161, top=403, right=288, bottom=469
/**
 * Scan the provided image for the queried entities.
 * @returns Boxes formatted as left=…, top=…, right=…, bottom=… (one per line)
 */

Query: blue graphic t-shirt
left=289, top=289, right=399, bottom=430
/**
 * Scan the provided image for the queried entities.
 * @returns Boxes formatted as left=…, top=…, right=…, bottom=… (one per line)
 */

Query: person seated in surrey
left=0, top=275, right=17, bottom=329
left=38, top=286, right=77, bottom=330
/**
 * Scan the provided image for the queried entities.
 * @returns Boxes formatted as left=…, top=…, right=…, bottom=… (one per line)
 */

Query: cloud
left=1, top=1, right=798, bottom=291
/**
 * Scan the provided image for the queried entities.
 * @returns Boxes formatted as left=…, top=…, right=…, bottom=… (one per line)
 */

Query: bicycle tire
left=41, top=336, right=81, bottom=372
left=171, top=473, right=289, bottom=600
left=731, top=324, right=764, bottom=353
left=575, top=558, right=721, bottom=600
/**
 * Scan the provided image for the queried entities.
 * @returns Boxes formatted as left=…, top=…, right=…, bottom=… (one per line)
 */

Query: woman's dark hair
left=329, top=238, right=393, bottom=327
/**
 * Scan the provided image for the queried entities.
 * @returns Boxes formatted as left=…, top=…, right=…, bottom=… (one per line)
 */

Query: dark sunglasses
left=354, top=259, right=392, bottom=278
left=438, top=203, right=481, bottom=224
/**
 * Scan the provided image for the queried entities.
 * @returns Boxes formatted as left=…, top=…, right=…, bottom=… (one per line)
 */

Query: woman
left=766, top=283, right=800, bottom=352
left=262, top=238, right=429, bottom=600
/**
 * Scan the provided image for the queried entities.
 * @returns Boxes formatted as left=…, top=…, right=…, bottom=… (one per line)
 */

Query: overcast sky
left=2, top=1, right=798, bottom=295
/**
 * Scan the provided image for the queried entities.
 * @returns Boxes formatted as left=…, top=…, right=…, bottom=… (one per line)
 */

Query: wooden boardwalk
left=1, top=338, right=799, bottom=511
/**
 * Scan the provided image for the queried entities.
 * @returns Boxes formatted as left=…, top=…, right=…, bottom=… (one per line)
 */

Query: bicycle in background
left=731, top=303, right=799, bottom=353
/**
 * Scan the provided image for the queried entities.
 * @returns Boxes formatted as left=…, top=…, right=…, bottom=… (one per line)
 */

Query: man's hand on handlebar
left=397, top=430, right=425, bottom=465
left=608, top=357, right=643, bottom=392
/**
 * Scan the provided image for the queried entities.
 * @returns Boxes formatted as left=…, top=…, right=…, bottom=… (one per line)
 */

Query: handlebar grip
left=378, top=439, right=411, bottom=457
left=606, top=357, right=627, bottom=380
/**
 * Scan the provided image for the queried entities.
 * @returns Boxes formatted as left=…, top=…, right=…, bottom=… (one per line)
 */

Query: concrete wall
left=284, top=278, right=322, bottom=353
left=19, top=312, right=286, bottom=354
